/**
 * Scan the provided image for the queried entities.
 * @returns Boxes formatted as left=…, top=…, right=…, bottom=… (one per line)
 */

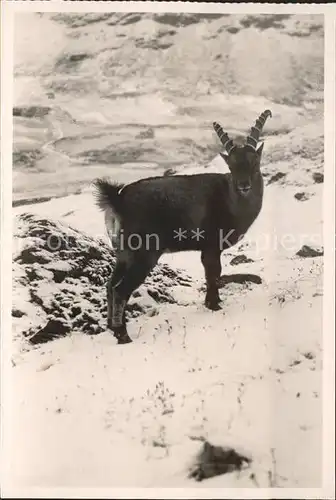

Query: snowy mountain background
left=9, top=12, right=324, bottom=490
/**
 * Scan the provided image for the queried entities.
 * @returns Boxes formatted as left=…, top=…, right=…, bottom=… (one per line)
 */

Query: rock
left=120, top=14, right=143, bottom=26
left=153, top=13, right=206, bottom=27
left=157, top=29, right=176, bottom=38
left=188, top=441, right=252, bottom=481
left=296, top=245, right=324, bottom=258
left=163, top=168, right=176, bottom=177
left=67, top=53, right=90, bottom=63
left=294, top=192, right=310, bottom=201
left=13, top=150, right=44, bottom=169
left=15, top=247, right=51, bottom=265
left=29, top=319, right=70, bottom=344
left=13, top=196, right=53, bottom=208
left=52, top=13, right=114, bottom=28
left=13, top=213, right=193, bottom=344
left=135, top=40, right=172, bottom=50
left=240, top=14, right=291, bottom=31
left=226, top=27, right=240, bottom=34
left=137, top=128, right=155, bottom=139
left=50, top=269, right=68, bottom=284
left=267, top=172, right=286, bottom=185
left=55, top=53, right=92, bottom=73
left=312, top=172, right=324, bottom=183
left=12, top=309, right=25, bottom=318
left=79, top=146, right=145, bottom=165
left=230, top=255, right=255, bottom=266
left=147, top=287, right=175, bottom=304
left=218, top=273, right=262, bottom=287
left=13, top=106, right=51, bottom=118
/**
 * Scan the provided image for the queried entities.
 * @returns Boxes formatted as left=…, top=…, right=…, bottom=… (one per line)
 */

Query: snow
left=9, top=257, right=322, bottom=488
left=5, top=10, right=328, bottom=495
left=8, top=180, right=324, bottom=489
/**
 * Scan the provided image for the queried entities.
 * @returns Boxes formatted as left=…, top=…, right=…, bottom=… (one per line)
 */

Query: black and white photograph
left=1, top=1, right=335, bottom=497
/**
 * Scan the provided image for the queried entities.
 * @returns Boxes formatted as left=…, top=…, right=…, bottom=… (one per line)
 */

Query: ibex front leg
left=201, top=249, right=222, bottom=311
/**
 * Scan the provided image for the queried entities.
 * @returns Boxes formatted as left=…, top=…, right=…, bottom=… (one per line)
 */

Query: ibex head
left=213, top=110, right=272, bottom=196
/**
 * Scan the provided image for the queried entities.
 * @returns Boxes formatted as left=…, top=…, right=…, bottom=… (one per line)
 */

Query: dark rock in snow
left=294, top=192, right=310, bottom=201
left=296, top=245, right=324, bottom=258
left=226, top=27, right=240, bottom=34
left=267, top=172, right=286, bottom=185
left=13, top=150, right=44, bottom=169
left=13, top=213, right=193, bottom=344
left=13, top=196, right=53, bottom=208
left=188, top=440, right=252, bottom=481
left=55, top=53, right=92, bottom=73
left=136, top=128, right=155, bottom=139
left=15, top=246, right=51, bottom=265
left=312, top=172, right=324, bottom=184
left=13, top=106, right=51, bottom=118
left=218, top=273, right=262, bottom=287
left=119, top=14, right=143, bottom=26
left=230, top=255, right=255, bottom=266
left=12, top=309, right=26, bottom=318
left=163, top=168, right=176, bottom=177
left=51, top=13, right=114, bottom=28
left=30, top=319, right=70, bottom=345
left=240, top=14, right=292, bottom=31
left=153, top=13, right=213, bottom=27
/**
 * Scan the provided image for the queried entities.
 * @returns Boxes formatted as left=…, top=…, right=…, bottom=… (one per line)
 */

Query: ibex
left=94, top=110, right=272, bottom=344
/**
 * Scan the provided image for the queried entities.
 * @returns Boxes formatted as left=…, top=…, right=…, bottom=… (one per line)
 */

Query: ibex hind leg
left=106, top=260, right=130, bottom=343
left=107, top=251, right=159, bottom=344
left=201, top=249, right=222, bottom=311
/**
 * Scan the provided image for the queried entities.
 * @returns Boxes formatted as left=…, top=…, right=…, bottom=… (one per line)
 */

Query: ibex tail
left=93, top=178, right=124, bottom=216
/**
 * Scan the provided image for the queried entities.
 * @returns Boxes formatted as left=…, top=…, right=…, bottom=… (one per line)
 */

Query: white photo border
left=1, top=2, right=335, bottom=499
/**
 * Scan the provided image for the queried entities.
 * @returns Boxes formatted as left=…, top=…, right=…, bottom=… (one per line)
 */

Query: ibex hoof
left=205, top=299, right=222, bottom=311
left=111, top=325, right=133, bottom=344
left=117, top=335, right=132, bottom=344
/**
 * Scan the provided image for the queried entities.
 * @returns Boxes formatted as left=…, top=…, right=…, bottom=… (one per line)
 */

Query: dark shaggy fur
left=93, top=110, right=272, bottom=343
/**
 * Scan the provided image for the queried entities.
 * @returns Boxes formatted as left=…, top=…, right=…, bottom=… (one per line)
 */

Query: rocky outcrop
left=13, top=213, right=193, bottom=344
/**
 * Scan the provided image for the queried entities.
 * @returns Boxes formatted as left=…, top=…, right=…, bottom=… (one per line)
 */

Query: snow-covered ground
left=7, top=11, right=326, bottom=492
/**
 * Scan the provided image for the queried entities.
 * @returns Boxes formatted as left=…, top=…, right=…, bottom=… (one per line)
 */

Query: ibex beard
left=94, top=110, right=272, bottom=344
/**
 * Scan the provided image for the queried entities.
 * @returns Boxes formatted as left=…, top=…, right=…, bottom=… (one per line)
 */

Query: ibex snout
left=237, top=183, right=252, bottom=196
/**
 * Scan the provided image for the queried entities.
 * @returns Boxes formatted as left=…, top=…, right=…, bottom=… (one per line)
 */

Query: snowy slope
left=8, top=12, right=324, bottom=491
left=10, top=146, right=324, bottom=489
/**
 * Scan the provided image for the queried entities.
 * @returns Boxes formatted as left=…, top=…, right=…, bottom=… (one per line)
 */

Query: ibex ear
left=256, top=142, right=264, bottom=156
left=220, top=151, right=231, bottom=167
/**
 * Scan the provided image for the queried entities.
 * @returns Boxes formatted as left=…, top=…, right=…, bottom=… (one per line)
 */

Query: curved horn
left=246, top=109, right=272, bottom=150
left=213, top=121, right=235, bottom=155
